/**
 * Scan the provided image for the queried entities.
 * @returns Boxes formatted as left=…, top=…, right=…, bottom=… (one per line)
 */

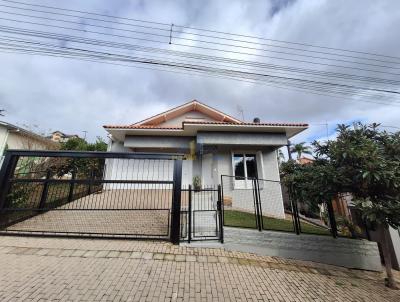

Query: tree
left=55, top=137, right=108, bottom=177
left=280, top=159, right=339, bottom=219
left=314, top=123, right=400, bottom=289
left=60, top=137, right=107, bottom=151
left=290, top=142, right=312, bottom=159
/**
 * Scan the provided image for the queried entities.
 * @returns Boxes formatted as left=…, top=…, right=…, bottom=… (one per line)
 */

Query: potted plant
left=192, top=176, right=202, bottom=192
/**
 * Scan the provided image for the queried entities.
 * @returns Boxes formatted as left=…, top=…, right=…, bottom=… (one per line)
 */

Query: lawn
left=224, top=210, right=330, bottom=235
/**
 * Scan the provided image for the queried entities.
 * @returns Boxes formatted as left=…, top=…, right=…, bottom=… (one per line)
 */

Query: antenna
left=236, top=105, right=244, bottom=121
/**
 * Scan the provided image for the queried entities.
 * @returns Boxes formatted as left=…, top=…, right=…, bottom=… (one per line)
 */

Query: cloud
left=0, top=0, right=399, bottom=142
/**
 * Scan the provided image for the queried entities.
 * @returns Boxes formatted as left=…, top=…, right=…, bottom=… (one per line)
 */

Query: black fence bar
left=217, top=185, right=224, bottom=243
left=0, top=154, right=19, bottom=210
left=188, top=184, right=192, bottom=243
left=38, top=170, right=51, bottom=209
left=170, top=159, right=182, bottom=244
left=67, top=171, right=76, bottom=203
left=253, top=179, right=262, bottom=232
left=255, top=179, right=264, bottom=230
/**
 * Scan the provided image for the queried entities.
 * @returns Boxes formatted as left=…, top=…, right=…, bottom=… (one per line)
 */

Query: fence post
left=326, top=200, right=338, bottom=238
left=67, top=170, right=76, bottom=203
left=87, top=169, right=93, bottom=195
left=217, top=184, right=224, bottom=243
left=253, top=178, right=262, bottom=232
left=188, top=184, right=192, bottom=243
left=256, top=178, right=264, bottom=230
left=0, top=153, right=19, bottom=210
left=170, top=159, right=182, bottom=244
left=39, top=170, right=51, bottom=209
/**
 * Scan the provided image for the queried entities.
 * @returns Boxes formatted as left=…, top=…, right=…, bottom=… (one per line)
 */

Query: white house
left=103, top=100, right=308, bottom=218
left=0, top=121, right=58, bottom=167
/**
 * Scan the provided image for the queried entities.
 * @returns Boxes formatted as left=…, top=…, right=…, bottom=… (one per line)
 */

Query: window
left=233, top=153, right=258, bottom=179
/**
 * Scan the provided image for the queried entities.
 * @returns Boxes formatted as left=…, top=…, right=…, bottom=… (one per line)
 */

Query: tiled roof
left=104, top=121, right=308, bottom=129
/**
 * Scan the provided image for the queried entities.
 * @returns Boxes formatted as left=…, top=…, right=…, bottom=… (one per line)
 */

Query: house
left=48, top=131, right=79, bottom=143
left=103, top=100, right=308, bottom=218
left=0, top=121, right=58, bottom=155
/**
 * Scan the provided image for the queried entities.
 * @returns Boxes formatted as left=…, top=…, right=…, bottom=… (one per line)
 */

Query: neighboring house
left=104, top=100, right=308, bottom=218
left=297, top=156, right=314, bottom=165
left=48, top=131, right=79, bottom=143
left=0, top=121, right=58, bottom=166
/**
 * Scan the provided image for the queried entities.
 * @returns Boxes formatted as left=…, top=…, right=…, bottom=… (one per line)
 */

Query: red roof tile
left=104, top=121, right=308, bottom=129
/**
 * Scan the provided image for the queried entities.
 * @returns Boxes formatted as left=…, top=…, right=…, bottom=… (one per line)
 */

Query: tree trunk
left=381, top=225, right=398, bottom=289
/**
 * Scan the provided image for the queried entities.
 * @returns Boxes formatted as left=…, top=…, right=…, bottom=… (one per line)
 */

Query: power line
left=4, top=0, right=400, bottom=61
left=0, top=0, right=399, bottom=105
left=1, top=36, right=398, bottom=103
left=1, top=6, right=400, bottom=70
left=1, top=11, right=400, bottom=75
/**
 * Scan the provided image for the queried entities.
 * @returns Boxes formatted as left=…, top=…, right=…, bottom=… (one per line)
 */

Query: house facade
left=0, top=121, right=58, bottom=166
left=104, top=100, right=308, bottom=218
left=48, top=131, right=79, bottom=143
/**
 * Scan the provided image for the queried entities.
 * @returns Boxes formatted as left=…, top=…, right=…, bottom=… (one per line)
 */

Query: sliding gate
left=0, top=150, right=183, bottom=242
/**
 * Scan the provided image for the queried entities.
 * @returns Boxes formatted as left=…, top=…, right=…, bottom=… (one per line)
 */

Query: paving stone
left=71, top=250, right=86, bottom=257
left=164, top=254, right=175, bottom=261
left=83, top=250, right=98, bottom=258
left=175, top=255, right=186, bottom=262
left=152, top=253, right=164, bottom=260
left=129, top=251, right=143, bottom=259
left=106, top=251, right=120, bottom=258
left=142, top=252, right=153, bottom=260
left=186, top=255, right=196, bottom=262
left=94, top=250, right=109, bottom=258
left=118, top=251, right=131, bottom=258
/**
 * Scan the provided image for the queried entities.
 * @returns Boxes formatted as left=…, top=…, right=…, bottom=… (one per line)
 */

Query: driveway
left=0, top=236, right=399, bottom=301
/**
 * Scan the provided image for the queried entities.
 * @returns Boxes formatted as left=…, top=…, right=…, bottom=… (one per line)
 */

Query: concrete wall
left=224, top=227, right=382, bottom=271
left=124, top=136, right=193, bottom=150
left=197, top=132, right=287, bottom=146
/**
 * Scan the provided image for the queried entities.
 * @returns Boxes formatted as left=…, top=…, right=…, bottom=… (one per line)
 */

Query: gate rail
left=0, top=150, right=183, bottom=243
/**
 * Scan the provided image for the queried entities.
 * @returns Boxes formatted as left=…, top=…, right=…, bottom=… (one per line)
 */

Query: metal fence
left=221, top=175, right=332, bottom=236
left=0, top=150, right=183, bottom=242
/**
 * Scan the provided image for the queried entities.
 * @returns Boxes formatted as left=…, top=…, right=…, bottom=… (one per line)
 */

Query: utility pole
left=0, top=109, right=5, bottom=116
left=82, top=130, right=88, bottom=140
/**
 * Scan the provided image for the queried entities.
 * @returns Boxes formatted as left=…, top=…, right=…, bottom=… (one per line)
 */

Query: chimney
left=253, top=117, right=260, bottom=124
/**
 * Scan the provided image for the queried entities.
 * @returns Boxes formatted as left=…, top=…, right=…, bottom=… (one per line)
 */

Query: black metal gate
left=0, top=150, right=183, bottom=243
left=180, top=185, right=223, bottom=242
left=221, top=175, right=302, bottom=234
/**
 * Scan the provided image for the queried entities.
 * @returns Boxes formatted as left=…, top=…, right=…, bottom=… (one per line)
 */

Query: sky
left=1, top=0, right=400, bottom=144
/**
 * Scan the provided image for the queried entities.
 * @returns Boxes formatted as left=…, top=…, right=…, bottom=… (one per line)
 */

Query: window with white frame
left=233, top=153, right=258, bottom=179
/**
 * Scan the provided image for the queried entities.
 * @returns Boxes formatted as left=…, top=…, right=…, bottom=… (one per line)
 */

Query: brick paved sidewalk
left=0, top=236, right=399, bottom=301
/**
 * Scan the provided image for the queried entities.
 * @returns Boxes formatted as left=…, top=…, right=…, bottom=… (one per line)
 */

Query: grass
left=224, top=209, right=330, bottom=235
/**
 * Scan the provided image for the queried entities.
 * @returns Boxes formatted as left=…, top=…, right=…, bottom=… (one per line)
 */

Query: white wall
left=106, top=140, right=192, bottom=187
left=218, top=149, right=285, bottom=218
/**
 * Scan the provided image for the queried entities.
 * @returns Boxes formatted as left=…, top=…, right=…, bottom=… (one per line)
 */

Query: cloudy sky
left=1, top=0, right=400, bottom=144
